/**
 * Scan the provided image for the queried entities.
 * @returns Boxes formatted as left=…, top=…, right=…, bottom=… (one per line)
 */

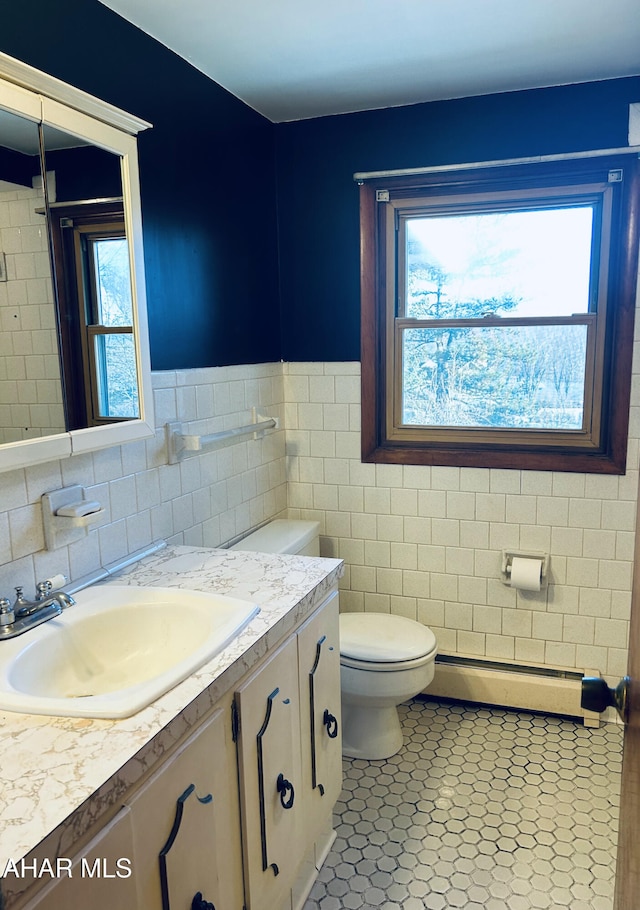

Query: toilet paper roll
left=509, top=556, right=542, bottom=592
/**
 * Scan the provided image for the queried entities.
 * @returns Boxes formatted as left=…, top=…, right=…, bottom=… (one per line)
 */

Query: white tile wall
left=0, top=180, right=65, bottom=443
left=0, top=353, right=638, bottom=689
left=284, top=362, right=639, bottom=684
left=0, top=363, right=286, bottom=598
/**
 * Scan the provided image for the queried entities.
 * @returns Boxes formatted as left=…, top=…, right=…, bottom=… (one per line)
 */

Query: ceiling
left=99, top=0, right=640, bottom=123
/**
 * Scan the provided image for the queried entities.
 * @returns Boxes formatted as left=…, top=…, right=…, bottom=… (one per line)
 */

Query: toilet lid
left=340, top=613, right=437, bottom=663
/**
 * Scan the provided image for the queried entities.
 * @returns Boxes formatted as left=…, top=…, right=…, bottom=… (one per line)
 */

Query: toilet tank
left=230, top=519, right=320, bottom=557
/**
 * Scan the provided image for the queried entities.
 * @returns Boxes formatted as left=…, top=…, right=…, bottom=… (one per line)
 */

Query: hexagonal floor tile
left=304, top=698, right=622, bottom=910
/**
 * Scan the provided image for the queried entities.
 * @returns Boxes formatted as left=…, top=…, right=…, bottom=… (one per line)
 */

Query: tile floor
left=305, top=698, right=623, bottom=910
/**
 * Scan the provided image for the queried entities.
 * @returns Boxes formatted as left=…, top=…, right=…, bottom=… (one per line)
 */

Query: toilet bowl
left=340, top=613, right=437, bottom=760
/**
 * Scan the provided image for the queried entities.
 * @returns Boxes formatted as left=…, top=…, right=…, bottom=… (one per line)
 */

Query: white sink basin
left=0, top=585, right=259, bottom=719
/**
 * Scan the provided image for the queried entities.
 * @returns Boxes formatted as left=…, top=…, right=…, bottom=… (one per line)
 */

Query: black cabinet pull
left=323, top=709, right=339, bottom=739
left=276, top=772, right=295, bottom=809
left=191, top=893, right=215, bottom=910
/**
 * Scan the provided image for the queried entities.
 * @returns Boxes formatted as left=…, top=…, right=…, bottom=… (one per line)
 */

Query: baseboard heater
left=426, top=654, right=603, bottom=727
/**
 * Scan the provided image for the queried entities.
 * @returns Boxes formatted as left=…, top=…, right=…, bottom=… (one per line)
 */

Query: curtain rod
left=353, top=146, right=640, bottom=183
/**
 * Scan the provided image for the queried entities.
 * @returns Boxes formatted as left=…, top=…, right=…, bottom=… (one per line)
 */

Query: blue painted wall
left=275, top=78, right=640, bottom=361
left=2, top=2, right=639, bottom=366
left=0, top=0, right=280, bottom=370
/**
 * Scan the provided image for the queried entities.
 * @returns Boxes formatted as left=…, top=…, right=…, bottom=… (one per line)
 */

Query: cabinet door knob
left=323, top=709, right=339, bottom=739
left=191, top=892, right=216, bottom=910
left=276, top=772, right=295, bottom=809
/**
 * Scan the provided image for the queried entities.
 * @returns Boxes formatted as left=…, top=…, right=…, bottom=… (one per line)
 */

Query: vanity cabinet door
left=235, top=635, right=303, bottom=910
left=20, top=806, right=137, bottom=910
left=128, top=704, right=243, bottom=910
left=297, top=591, right=342, bottom=840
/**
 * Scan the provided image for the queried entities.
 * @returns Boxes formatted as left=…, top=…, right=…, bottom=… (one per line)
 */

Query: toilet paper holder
left=500, top=549, right=549, bottom=587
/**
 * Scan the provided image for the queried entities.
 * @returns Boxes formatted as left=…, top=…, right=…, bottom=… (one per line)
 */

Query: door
left=128, top=704, right=244, bottom=910
left=235, top=635, right=303, bottom=910
left=297, top=591, right=343, bottom=838
left=614, top=524, right=640, bottom=909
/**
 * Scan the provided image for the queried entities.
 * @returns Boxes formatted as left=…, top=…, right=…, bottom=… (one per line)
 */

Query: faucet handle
left=0, top=598, right=14, bottom=626
left=36, top=580, right=53, bottom=601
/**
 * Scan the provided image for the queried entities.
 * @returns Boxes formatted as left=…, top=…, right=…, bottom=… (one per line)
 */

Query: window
left=48, top=202, right=139, bottom=430
left=360, top=155, right=640, bottom=472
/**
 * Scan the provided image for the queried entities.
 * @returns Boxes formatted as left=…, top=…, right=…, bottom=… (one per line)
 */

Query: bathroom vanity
left=0, top=545, right=344, bottom=910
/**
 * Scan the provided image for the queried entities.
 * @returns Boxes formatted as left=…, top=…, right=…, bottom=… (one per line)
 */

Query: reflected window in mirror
left=47, top=201, right=138, bottom=429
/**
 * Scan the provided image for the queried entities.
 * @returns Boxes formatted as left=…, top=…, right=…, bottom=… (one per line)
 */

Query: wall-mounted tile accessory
left=42, top=484, right=104, bottom=550
left=0, top=251, right=6, bottom=281
left=501, top=549, right=549, bottom=591
left=166, top=407, right=279, bottom=463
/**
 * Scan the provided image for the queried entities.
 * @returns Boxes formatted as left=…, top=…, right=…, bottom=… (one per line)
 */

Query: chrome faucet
left=1, top=579, right=75, bottom=640
left=13, top=582, right=75, bottom=617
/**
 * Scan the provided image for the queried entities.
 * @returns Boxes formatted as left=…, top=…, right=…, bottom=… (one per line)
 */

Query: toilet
left=340, top=613, right=438, bottom=760
left=230, top=518, right=321, bottom=556
left=232, top=520, right=438, bottom=761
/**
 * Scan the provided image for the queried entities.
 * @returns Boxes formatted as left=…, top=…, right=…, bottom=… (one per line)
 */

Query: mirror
left=0, top=107, right=66, bottom=444
left=0, top=54, right=154, bottom=472
left=42, top=125, right=140, bottom=431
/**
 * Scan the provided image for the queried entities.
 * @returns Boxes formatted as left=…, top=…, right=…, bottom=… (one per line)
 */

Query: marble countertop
left=0, top=544, right=343, bottom=888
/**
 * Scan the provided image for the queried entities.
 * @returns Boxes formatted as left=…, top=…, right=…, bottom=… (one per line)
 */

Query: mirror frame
left=0, top=51, right=154, bottom=473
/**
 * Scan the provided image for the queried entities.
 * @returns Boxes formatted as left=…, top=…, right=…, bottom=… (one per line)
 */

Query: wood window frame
left=360, top=155, right=640, bottom=473
left=48, top=200, right=130, bottom=430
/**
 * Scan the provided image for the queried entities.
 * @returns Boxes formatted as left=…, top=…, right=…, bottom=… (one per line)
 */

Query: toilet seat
left=340, top=613, right=437, bottom=671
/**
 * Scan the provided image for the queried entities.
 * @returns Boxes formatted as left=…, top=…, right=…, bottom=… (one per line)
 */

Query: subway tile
left=601, top=500, right=637, bottom=531
left=444, top=546, right=474, bottom=576
left=545, top=640, right=577, bottom=667
left=402, top=571, right=430, bottom=599
left=485, top=634, right=515, bottom=659
left=514, top=637, right=545, bottom=663
left=389, top=596, right=417, bottom=620
left=550, top=525, right=583, bottom=556
left=324, top=457, right=350, bottom=485
left=431, top=517, right=460, bottom=546
left=390, top=542, right=418, bottom=570
left=403, top=464, right=432, bottom=489
left=472, top=604, right=502, bottom=634
left=598, top=559, right=633, bottom=591
left=444, top=599, right=472, bottom=629
left=489, top=521, right=520, bottom=550
left=594, top=618, right=629, bottom=650
left=459, top=520, right=489, bottom=549
left=430, top=466, right=461, bottom=491
left=431, top=573, right=458, bottom=601
left=390, top=488, right=418, bottom=516
left=8, top=503, right=44, bottom=559
left=563, top=614, right=595, bottom=645
left=505, top=494, right=537, bottom=525
left=552, top=472, right=586, bottom=498
left=475, top=492, right=506, bottom=522
left=518, top=524, right=551, bottom=551
left=611, top=590, right=632, bottom=621
left=417, top=598, right=445, bottom=627
left=376, top=567, right=403, bottom=595
left=417, top=544, right=446, bottom=573
left=456, top=630, right=486, bottom=655
left=365, top=539, right=390, bottom=567
left=446, top=491, right=476, bottom=520
left=458, top=575, right=487, bottom=605
left=579, top=587, right=612, bottom=618
left=363, top=592, right=391, bottom=612
left=566, top=557, right=599, bottom=588
left=418, top=489, right=447, bottom=518
left=502, top=608, right=532, bottom=638
left=351, top=512, right=377, bottom=540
